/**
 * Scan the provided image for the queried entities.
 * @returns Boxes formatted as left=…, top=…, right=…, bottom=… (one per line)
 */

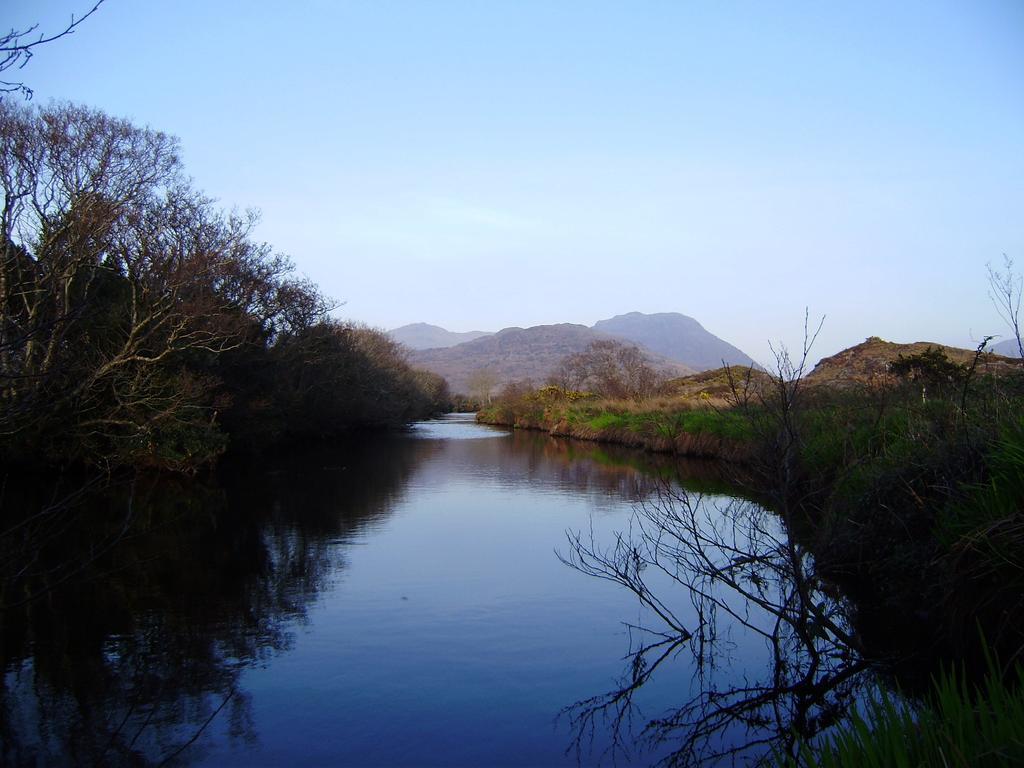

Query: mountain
left=805, top=336, right=1019, bottom=387
left=409, top=323, right=695, bottom=394
left=593, top=312, right=758, bottom=371
left=992, top=338, right=1021, bottom=358
left=389, top=323, right=492, bottom=350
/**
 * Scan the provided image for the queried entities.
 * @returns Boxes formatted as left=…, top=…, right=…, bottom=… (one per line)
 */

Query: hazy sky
left=8, top=0, right=1024, bottom=365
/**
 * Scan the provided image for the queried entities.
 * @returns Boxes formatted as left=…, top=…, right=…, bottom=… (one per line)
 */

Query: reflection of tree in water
left=0, top=435, right=429, bottom=766
left=496, top=431, right=741, bottom=505
left=562, top=486, right=868, bottom=767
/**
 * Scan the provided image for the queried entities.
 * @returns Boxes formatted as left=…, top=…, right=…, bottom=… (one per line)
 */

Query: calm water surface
left=2, top=414, right=849, bottom=766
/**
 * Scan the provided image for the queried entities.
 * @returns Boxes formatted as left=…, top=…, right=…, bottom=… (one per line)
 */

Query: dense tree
left=264, top=321, right=449, bottom=439
left=1, top=102, right=232, bottom=464
left=0, top=101, right=446, bottom=470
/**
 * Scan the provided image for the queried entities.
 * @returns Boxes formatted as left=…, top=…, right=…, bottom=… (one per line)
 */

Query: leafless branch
left=987, top=255, right=1023, bottom=360
left=1, top=2, right=106, bottom=99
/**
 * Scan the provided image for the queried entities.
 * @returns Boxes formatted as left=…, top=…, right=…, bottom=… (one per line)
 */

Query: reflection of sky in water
left=408, top=412, right=511, bottom=441
left=3, top=413, right=823, bottom=767
left=193, top=419, right=760, bottom=766
left=200, top=425, right=671, bottom=764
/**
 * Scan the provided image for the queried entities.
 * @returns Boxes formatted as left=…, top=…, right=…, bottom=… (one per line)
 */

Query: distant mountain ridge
left=389, top=323, right=493, bottom=350
left=396, top=317, right=1020, bottom=396
left=594, top=312, right=759, bottom=370
left=992, top=338, right=1021, bottom=358
left=398, top=311, right=759, bottom=394
left=408, top=323, right=696, bottom=394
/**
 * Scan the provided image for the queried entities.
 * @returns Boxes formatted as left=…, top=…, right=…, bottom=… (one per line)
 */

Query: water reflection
left=0, top=436, right=427, bottom=766
left=441, top=426, right=742, bottom=507
left=563, top=486, right=868, bottom=766
left=1, top=416, right=856, bottom=767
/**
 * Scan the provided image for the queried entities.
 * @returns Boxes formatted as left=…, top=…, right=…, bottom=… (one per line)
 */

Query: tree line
left=0, top=101, right=449, bottom=471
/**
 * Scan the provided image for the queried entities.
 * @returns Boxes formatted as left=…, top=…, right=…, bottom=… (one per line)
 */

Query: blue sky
left=7, top=0, right=1024, bottom=365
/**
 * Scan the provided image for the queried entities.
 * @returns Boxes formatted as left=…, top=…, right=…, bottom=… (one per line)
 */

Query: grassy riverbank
left=477, top=383, right=756, bottom=461
left=481, top=365, right=1024, bottom=663
left=480, top=354, right=1024, bottom=761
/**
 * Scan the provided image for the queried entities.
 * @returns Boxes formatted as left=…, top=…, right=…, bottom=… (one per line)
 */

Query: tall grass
left=938, top=419, right=1024, bottom=546
left=781, top=661, right=1024, bottom=767
left=478, top=386, right=754, bottom=449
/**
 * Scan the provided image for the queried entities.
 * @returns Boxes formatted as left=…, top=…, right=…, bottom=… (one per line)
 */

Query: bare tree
left=557, top=339, right=662, bottom=401
left=1, top=2, right=105, bottom=99
left=987, top=255, right=1023, bottom=360
left=467, top=367, right=499, bottom=405
left=722, top=310, right=825, bottom=512
left=548, top=355, right=588, bottom=392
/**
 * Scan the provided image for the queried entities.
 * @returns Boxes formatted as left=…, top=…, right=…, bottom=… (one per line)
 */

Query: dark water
left=0, top=414, right=863, bottom=766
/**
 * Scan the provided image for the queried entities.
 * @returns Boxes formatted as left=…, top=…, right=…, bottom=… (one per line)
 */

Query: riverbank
left=476, top=385, right=756, bottom=462
left=480, top=370, right=1024, bottom=762
left=478, top=366, right=1024, bottom=679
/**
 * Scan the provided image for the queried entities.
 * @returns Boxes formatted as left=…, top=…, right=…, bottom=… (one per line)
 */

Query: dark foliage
left=0, top=101, right=447, bottom=471
left=888, top=346, right=966, bottom=387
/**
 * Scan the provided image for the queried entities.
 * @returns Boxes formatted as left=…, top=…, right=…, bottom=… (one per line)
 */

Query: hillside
left=662, top=366, right=777, bottom=404
left=594, top=312, right=758, bottom=371
left=409, top=323, right=695, bottom=394
left=389, top=323, right=492, bottom=350
left=805, top=336, right=1019, bottom=386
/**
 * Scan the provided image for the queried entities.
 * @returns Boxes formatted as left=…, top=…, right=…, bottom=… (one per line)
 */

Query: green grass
left=568, top=405, right=753, bottom=440
left=937, top=420, right=1024, bottom=546
left=672, top=408, right=753, bottom=440
left=586, top=412, right=629, bottom=431
left=481, top=390, right=760, bottom=451
left=781, top=662, right=1024, bottom=768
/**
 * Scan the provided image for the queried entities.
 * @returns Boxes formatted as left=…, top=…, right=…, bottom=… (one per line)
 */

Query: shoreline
left=475, top=410, right=754, bottom=463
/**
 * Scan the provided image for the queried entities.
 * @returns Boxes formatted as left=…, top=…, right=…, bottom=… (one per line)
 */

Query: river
left=0, top=414, right=865, bottom=766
